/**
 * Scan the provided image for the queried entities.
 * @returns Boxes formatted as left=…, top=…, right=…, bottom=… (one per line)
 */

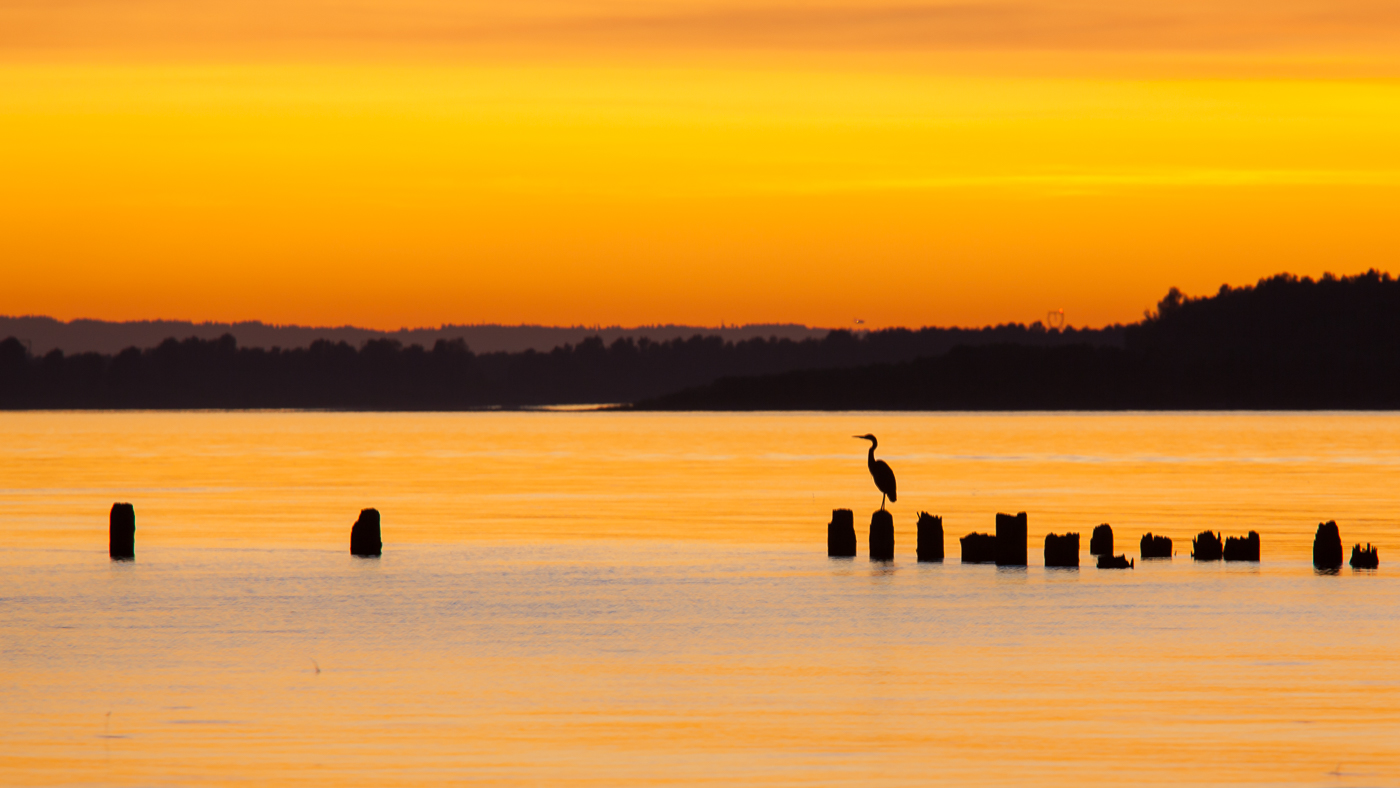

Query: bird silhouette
left=854, top=434, right=897, bottom=510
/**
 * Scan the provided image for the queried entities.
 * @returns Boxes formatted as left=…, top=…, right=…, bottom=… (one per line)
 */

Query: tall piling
left=995, top=512, right=1027, bottom=566
left=1089, top=524, right=1113, bottom=556
left=916, top=512, right=943, bottom=562
left=1313, top=521, right=1343, bottom=569
left=350, top=508, right=383, bottom=557
left=828, top=509, right=857, bottom=557
left=109, top=503, right=135, bottom=560
left=869, top=510, right=895, bottom=561
left=1044, top=532, right=1079, bottom=567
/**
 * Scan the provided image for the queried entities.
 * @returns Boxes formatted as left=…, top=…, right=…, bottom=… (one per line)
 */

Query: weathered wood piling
left=1351, top=543, right=1379, bottom=569
left=1089, top=524, right=1113, bottom=556
left=1223, top=531, right=1260, bottom=561
left=1097, top=553, right=1134, bottom=569
left=1313, top=521, right=1343, bottom=569
left=961, top=532, right=997, bottom=563
left=350, top=508, right=383, bottom=556
left=916, top=512, right=943, bottom=562
left=869, top=510, right=895, bottom=560
left=995, top=512, right=1027, bottom=566
left=1043, top=532, right=1079, bottom=567
left=109, top=503, right=135, bottom=560
left=1140, top=533, right=1172, bottom=559
left=827, top=509, right=857, bottom=557
left=1192, top=531, right=1223, bottom=561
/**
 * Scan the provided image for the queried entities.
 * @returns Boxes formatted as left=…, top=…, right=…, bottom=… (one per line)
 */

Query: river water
left=1, top=411, right=1397, bottom=785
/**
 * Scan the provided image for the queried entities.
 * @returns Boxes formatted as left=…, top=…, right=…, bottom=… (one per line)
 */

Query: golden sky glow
left=3, top=1, right=1399, bottom=329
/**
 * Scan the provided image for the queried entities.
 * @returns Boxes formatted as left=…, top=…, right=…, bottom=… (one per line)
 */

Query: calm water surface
left=1, top=411, right=1397, bottom=785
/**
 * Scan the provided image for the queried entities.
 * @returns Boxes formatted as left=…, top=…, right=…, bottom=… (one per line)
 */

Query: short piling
left=916, top=512, right=943, bottom=562
left=1140, top=533, right=1172, bottom=559
left=961, top=532, right=997, bottom=563
left=1043, top=532, right=1079, bottom=567
left=869, top=510, right=895, bottom=561
left=1097, top=553, right=1134, bottom=569
left=995, top=512, right=1027, bottom=567
left=828, top=509, right=857, bottom=557
left=1313, top=521, right=1343, bottom=569
left=1351, top=543, right=1379, bottom=569
left=350, top=508, right=383, bottom=557
left=109, top=503, right=135, bottom=560
left=1089, top=524, right=1113, bottom=556
left=1192, top=531, right=1223, bottom=561
left=1223, top=531, right=1260, bottom=562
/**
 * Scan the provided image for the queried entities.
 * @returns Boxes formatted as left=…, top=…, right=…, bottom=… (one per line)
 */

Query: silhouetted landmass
left=636, top=271, right=1400, bottom=410
left=916, top=512, right=944, bottom=562
left=0, top=321, right=1121, bottom=409
left=1044, top=532, right=1079, bottom=567
left=1313, top=522, right=1343, bottom=569
left=0, top=316, right=830, bottom=356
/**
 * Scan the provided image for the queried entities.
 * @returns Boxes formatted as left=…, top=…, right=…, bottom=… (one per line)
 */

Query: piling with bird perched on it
left=869, top=510, right=894, bottom=560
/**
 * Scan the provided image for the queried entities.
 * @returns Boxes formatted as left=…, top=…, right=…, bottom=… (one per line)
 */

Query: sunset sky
left=3, top=1, right=1399, bottom=330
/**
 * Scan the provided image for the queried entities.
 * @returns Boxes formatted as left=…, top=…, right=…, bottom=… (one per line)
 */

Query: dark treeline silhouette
left=0, top=322, right=1119, bottom=409
left=637, top=271, right=1400, bottom=410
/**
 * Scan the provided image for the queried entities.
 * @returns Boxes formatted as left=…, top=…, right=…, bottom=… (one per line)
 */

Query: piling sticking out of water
left=1313, top=521, right=1343, bottom=569
left=995, top=512, right=1027, bottom=566
left=1089, top=524, right=1113, bottom=556
left=1097, top=553, right=1134, bottom=569
left=350, top=508, right=383, bottom=556
left=961, top=532, right=997, bottom=563
left=869, top=510, right=894, bottom=561
left=1350, top=543, right=1379, bottom=569
left=1192, top=531, right=1223, bottom=561
left=916, top=512, right=943, bottom=562
left=1044, top=532, right=1079, bottom=567
left=828, top=509, right=856, bottom=557
left=1140, top=533, right=1172, bottom=559
left=109, top=503, right=135, bottom=560
left=1223, top=531, right=1260, bottom=561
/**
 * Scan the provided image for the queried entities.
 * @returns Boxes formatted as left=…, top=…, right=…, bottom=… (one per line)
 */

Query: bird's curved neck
left=866, top=441, right=877, bottom=468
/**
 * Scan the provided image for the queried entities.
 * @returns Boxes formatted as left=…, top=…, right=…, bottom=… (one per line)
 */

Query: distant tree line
left=0, top=321, right=1121, bottom=409
left=636, top=271, right=1400, bottom=410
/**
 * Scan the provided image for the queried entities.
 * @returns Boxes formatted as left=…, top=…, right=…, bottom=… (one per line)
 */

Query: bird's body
left=854, top=434, right=897, bottom=509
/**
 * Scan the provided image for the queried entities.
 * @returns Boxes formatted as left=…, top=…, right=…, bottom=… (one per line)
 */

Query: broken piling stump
left=1350, top=543, right=1379, bottom=569
left=1097, top=553, right=1134, bottom=569
left=109, top=503, right=135, bottom=560
left=1140, top=533, right=1172, bottom=559
left=1089, top=524, right=1113, bottom=556
left=1192, top=531, right=1223, bottom=561
left=916, top=512, right=943, bottom=562
left=869, top=510, right=895, bottom=560
left=1043, top=532, right=1079, bottom=567
left=995, top=512, right=1027, bottom=566
left=350, top=508, right=383, bottom=556
left=1313, top=521, right=1343, bottom=569
left=961, top=532, right=997, bottom=563
left=828, top=509, right=857, bottom=557
left=1223, top=531, right=1260, bottom=561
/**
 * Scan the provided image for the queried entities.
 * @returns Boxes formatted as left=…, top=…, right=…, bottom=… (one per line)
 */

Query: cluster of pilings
left=108, top=503, right=384, bottom=559
left=826, top=510, right=1383, bottom=569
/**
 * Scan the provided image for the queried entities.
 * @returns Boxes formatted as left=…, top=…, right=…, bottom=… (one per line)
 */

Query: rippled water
left=2, top=411, right=1397, bottom=785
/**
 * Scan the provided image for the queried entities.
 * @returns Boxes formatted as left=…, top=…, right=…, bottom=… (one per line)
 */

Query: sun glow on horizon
left=3, top=1, right=1399, bottom=330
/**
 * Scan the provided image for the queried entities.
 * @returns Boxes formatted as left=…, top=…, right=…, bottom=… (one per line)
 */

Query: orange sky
left=2, top=1, right=1399, bottom=330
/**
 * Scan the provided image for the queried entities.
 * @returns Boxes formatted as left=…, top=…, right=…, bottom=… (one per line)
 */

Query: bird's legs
left=880, top=494, right=886, bottom=511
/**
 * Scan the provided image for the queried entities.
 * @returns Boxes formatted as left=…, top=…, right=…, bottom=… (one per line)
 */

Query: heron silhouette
left=854, top=434, right=897, bottom=510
